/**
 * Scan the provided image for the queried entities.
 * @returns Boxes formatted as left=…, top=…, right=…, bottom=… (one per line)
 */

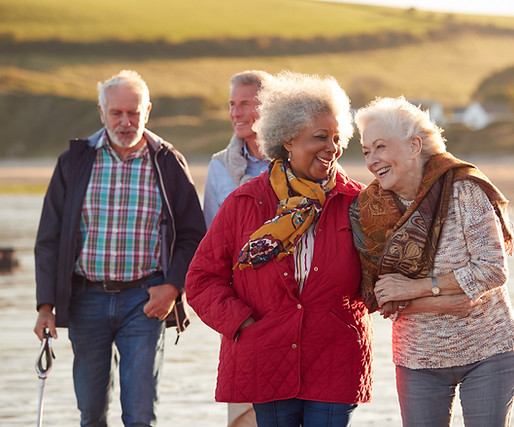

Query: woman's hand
left=374, top=273, right=423, bottom=306
left=438, top=295, right=479, bottom=317
left=400, top=294, right=480, bottom=317
left=379, top=300, right=409, bottom=319
left=238, top=316, right=256, bottom=332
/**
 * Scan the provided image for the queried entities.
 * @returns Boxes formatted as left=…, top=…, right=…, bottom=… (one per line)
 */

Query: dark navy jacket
left=35, top=128, right=206, bottom=335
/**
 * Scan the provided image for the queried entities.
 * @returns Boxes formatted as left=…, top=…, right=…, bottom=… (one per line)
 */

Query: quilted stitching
left=186, top=172, right=372, bottom=404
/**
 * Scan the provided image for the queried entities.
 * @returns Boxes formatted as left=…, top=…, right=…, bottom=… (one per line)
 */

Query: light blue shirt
left=203, top=142, right=269, bottom=227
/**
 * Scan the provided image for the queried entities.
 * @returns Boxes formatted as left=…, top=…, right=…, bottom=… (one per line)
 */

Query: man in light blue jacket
left=203, top=70, right=270, bottom=426
left=203, top=70, right=271, bottom=228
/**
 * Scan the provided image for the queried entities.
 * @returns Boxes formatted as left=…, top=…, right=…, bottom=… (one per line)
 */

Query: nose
left=120, top=112, right=131, bottom=126
left=365, top=150, right=377, bottom=170
left=325, top=137, right=339, bottom=156
left=230, top=103, right=242, bottom=118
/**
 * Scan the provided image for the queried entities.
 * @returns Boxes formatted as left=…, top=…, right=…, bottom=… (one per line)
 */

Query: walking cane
left=35, top=329, right=55, bottom=427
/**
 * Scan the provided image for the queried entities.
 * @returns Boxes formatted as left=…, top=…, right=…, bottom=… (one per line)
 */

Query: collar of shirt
left=243, top=140, right=263, bottom=164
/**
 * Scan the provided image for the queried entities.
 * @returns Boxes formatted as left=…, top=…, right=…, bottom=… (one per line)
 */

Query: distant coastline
left=1, top=155, right=513, bottom=205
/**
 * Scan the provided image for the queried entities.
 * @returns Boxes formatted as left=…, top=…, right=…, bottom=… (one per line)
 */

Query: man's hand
left=143, top=284, right=179, bottom=321
left=34, top=303, right=57, bottom=340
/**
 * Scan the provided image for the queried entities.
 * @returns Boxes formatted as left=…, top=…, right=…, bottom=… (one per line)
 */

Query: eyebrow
left=371, top=138, right=385, bottom=145
left=362, top=138, right=385, bottom=149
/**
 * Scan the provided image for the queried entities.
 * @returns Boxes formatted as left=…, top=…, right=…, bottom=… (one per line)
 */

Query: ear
left=283, top=139, right=293, bottom=153
left=410, top=136, right=422, bottom=157
left=144, top=102, right=152, bottom=124
left=98, top=105, right=105, bottom=124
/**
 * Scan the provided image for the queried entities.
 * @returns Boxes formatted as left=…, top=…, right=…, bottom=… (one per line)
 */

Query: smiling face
left=361, top=120, right=423, bottom=200
left=99, top=84, right=151, bottom=149
left=283, top=113, right=343, bottom=182
left=229, top=83, right=260, bottom=143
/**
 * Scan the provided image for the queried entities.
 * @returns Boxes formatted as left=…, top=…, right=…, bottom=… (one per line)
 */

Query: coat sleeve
left=163, top=152, right=206, bottom=291
left=203, top=159, right=222, bottom=228
left=34, top=155, right=67, bottom=309
left=185, top=194, right=253, bottom=339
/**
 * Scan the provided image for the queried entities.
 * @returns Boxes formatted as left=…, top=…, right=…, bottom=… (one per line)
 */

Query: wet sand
left=0, top=156, right=513, bottom=426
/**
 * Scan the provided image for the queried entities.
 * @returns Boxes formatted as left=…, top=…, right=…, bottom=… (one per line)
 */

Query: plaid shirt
left=75, top=133, right=162, bottom=281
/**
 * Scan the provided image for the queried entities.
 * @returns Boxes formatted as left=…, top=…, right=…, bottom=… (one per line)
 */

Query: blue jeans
left=68, top=276, right=166, bottom=427
left=253, top=398, right=357, bottom=426
left=396, top=350, right=514, bottom=427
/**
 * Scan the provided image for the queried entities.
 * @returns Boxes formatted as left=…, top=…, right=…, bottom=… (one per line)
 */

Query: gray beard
left=107, top=129, right=140, bottom=148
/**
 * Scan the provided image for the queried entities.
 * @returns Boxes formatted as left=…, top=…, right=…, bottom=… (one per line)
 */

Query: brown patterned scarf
left=350, top=152, right=513, bottom=312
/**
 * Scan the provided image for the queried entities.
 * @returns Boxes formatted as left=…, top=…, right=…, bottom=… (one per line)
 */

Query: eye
left=362, top=151, right=369, bottom=157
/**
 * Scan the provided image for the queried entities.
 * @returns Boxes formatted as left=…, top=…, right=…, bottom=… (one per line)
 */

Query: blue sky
left=320, top=0, right=514, bottom=16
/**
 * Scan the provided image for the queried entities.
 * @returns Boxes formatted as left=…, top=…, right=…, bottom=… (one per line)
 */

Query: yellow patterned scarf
left=350, top=152, right=513, bottom=312
left=234, top=158, right=336, bottom=270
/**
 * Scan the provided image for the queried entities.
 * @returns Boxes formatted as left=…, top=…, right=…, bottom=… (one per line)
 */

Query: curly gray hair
left=354, top=96, right=446, bottom=161
left=253, top=71, right=353, bottom=160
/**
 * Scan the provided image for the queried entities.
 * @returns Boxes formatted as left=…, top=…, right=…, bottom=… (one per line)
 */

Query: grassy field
left=4, top=0, right=514, bottom=42
left=1, top=0, right=514, bottom=157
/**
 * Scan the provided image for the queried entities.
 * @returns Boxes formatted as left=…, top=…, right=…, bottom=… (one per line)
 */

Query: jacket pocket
left=329, top=310, right=362, bottom=346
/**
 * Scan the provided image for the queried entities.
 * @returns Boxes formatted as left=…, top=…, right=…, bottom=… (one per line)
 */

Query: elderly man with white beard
left=33, top=70, right=205, bottom=426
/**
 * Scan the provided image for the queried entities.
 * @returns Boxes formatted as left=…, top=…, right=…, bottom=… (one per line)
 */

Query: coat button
left=283, top=272, right=288, bottom=276
left=313, top=267, right=318, bottom=272
left=297, top=304, right=302, bottom=309
left=291, top=344, right=297, bottom=349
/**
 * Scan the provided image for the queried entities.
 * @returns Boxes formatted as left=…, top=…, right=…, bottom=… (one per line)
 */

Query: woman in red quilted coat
left=185, top=71, right=372, bottom=426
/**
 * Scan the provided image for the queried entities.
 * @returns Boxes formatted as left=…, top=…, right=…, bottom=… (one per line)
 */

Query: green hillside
left=5, top=0, right=512, bottom=43
left=1, top=0, right=514, bottom=158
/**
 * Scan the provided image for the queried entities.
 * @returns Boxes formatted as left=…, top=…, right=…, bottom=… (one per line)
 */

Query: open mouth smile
left=316, top=157, right=332, bottom=167
left=376, top=166, right=390, bottom=177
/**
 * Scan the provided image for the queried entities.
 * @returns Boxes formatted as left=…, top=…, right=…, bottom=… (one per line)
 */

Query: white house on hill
left=450, top=101, right=513, bottom=130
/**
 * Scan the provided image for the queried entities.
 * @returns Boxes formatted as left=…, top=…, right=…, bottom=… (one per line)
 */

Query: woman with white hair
left=186, top=72, right=372, bottom=426
left=350, top=96, right=514, bottom=426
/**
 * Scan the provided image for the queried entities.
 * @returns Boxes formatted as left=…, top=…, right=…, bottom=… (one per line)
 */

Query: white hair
left=354, top=96, right=446, bottom=160
left=230, top=70, right=271, bottom=89
left=97, top=70, right=150, bottom=110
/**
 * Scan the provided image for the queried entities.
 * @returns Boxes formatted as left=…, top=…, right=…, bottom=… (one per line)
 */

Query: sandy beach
left=0, top=155, right=513, bottom=426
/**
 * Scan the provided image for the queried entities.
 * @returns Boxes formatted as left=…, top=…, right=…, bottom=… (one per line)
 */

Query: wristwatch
left=431, top=276, right=441, bottom=296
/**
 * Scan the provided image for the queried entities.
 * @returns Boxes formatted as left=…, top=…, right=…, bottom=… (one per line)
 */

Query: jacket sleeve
left=185, top=194, right=253, bottom=339
left=203, top=159, right=221, bottom=228
left=34, top=155, right=67, bottom=309
left=163, top=152, right=206, bottom=291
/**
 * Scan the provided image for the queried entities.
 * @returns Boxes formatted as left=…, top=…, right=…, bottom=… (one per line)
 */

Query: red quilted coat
left=185, top=169, right=373, bottom=404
